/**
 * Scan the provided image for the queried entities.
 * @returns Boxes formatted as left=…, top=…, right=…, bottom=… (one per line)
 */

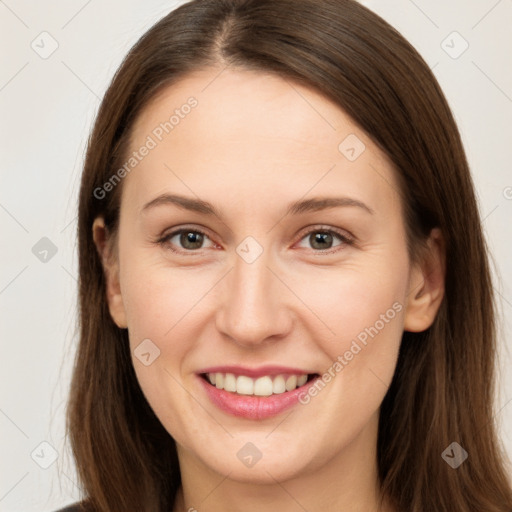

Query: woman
left=59, top=0, right=512, bottom=510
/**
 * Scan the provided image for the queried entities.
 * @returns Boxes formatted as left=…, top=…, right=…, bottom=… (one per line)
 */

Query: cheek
left=295, top=253, right=408, bottom=399
left=298, top=260, right=407, bottom=344
left=120, top=257, right=203, bottom=345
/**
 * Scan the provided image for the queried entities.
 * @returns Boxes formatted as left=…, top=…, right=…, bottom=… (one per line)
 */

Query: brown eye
left=178, top=231, right=205, bottom=250
left=296, top=227, right=354, bottom=253
left=158, top=228, right=215, bottom=253
left=309, top=232, right=335, bottom=250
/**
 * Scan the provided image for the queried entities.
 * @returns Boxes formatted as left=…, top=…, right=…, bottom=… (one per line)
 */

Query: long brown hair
left=67, top=0, right=512, bottom=510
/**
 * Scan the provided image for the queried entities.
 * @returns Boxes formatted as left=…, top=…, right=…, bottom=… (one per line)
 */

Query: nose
left=215, top=247, right=293, bottom=348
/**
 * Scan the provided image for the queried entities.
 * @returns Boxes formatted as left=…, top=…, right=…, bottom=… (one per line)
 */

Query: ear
left=92, top=217, right=128, bottom=329
left=403, top=227, right=446, bottom=332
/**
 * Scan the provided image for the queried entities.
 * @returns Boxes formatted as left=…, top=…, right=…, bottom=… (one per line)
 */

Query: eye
left=157, top=227, right=216, bottom=253
left=295, top=226, right=354, bottom=253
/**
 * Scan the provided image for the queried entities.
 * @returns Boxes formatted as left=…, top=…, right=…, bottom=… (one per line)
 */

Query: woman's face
left=98, top=67, right=430, bottom=483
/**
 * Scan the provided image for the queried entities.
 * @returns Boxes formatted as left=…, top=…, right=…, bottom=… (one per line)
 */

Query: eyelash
left=156, top=225, right=355, bottom=256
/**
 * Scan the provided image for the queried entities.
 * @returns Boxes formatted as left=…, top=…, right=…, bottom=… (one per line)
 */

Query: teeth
left=297, top=374, right=307, bottom=387
left=224, top=373, right=237, bottom=392
left=236, top=375, right=254, bottom=395
left=254, top=376, right=273, bottom=397
left=272, top=375, right=286, bottom=394
left=206, top=372, right=310, bottom=396
left=285, top=375, right=297, bottom=391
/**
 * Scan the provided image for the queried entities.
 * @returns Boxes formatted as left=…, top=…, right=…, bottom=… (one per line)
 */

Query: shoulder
left=54, top=502, right=91, bottom=512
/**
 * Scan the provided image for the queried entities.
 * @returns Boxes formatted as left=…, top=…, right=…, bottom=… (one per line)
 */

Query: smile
left=198, top=368, right=320, bottom=420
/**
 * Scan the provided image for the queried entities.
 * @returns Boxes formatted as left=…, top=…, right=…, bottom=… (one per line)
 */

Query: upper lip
left=197, top=365, right=316, bottom=379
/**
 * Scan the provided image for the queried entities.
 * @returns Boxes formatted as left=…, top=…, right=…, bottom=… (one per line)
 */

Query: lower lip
left=198, top=375, right=320, bottom=420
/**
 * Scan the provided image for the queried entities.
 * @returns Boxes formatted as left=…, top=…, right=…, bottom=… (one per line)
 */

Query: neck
left=172, top=412, right=395, bottom=512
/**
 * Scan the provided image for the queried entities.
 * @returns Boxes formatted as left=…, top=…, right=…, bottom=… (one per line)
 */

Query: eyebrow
left=141, top=193, right=375, bottom=218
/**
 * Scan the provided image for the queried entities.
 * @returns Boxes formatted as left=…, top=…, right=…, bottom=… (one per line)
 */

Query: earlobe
left=403, top=228, right=446, bottom=333
left=92, top=217, right=128, bottom=329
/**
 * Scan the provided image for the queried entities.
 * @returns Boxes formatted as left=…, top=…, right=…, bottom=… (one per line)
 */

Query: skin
left=93, top=67, right=445, bottom=512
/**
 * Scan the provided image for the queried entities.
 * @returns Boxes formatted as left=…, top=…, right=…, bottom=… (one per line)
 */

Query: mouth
left=200, top=372, right=319, bottom=396
left=197, top=369, right=321, bottom=420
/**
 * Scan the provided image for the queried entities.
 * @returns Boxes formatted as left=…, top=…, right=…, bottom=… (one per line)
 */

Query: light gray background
left=1, top=1, right=511, bottom=510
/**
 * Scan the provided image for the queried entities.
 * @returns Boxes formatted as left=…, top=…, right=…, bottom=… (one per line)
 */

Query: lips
left=197, top=365, right=320, bottom=420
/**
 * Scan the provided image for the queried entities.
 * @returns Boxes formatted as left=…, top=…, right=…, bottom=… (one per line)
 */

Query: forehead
left=123, top=67, right=401, bottom=219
